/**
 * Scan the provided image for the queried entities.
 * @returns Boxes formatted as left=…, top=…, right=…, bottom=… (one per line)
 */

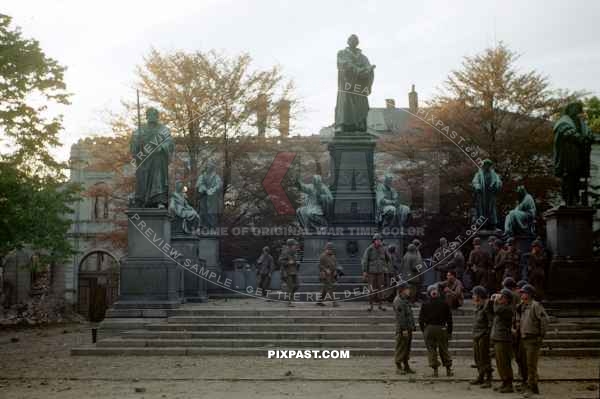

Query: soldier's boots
left=378, top=304, right=386, bottom=311
left=498, top=383, right=514, bottom=393
left=316, top=302, right=325, bottom=306
left=396, top=368, right=406, bottom=375
left=480, top=372, right=492, bottom=389
left=528, top=384, right=540, bottom=394
left=446, top=366, right=454, bottom=377
left=403, top=362, right=416, bottom=374
left=432, top=368, right=439, bottom=377
left=469, top=374, right=484, bottom=385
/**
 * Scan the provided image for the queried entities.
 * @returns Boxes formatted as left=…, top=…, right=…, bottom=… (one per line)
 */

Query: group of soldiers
left=461, top=236, right=548, bottom=300
left=394, top=276, right=549, bottom=395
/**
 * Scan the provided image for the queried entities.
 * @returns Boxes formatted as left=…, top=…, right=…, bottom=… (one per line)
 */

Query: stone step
left=122, top=330, right=600, bottom=341
left=166, top=308, right=474, bottom=317
left=147, top=322, right=594, bottom=332
left=165, top=316, right=476, bottom=324
left=71, top=346, right=600, bottom=357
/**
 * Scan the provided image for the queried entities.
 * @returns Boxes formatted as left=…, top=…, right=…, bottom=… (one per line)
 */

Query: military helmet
left=502, top=277, right=516, bottom=289
left=520, top=284, right=536, bottom=295
left=471, top=285, right=488, bottom=299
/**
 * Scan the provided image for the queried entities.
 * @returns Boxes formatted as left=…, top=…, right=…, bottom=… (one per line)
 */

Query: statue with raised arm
left=130, top=107, right=174, bottom=208
left=472, top=159, right=502, bottom=229
left=296, top=175, right=333, bottom=231
left=553, top=101, right=594, bottom=206
left=334, top=34, right=375, bottom=134
left=196, top=159, right=222, bottom=228
left=376, top=173, right=410, bottom=228
left=504, top=185, right=536, bottom=237
left=169, top=181, right=200, bottom=234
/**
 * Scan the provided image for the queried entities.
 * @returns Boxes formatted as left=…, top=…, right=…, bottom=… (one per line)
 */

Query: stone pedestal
left=115, top=209, right=183, bottom=308
left=172, top=234, right=207, bottom=303
left=328, top=133, right=377, bottom=224
left=197, top=235, right=221, bottom=294
left=544, top=206, right=599, bottom=298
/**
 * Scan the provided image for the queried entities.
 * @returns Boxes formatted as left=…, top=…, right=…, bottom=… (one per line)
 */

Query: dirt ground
left=0, top=323, right=598, bottom=399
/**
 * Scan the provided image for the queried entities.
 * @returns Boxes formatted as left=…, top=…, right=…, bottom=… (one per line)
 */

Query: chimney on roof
left=278, top=99, right=290, bottom=137
left=385, top=98, right=396, bottom=109
left=256, top=94, right=268, bottom=137
left=408, top=84, right=418, bottom=113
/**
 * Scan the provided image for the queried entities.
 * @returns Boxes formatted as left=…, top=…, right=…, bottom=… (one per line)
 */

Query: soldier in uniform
left=470, top=285, right=493, bottom=388
left=527, top=240, right=547, bottom=300
left=400, top=243, right=422, bottom=303
left=317, top=242, right=339, bottom=307
left=256, top=246, right=274, bottom=297
left=439, top=270, right=464, bottom=309
left=518, top=284, right=549, bottom=395
left=467, top=237, right=492, bottom=289
left=491, top=288, right=515, bottom=393
left=419, top=284, right=454, bottom=377
left=278, top=239, right=299, bottom=306
left=492, top=239, right=507, bottom=292
left=499, top=238, right=521, bottom=280
left=361, top=234, right=390, bottom=311
left=393, top=281, right=416, bottom=374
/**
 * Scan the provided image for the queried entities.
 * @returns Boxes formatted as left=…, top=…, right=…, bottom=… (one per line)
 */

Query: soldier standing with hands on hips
left=419, top=284, right=454, bottom=377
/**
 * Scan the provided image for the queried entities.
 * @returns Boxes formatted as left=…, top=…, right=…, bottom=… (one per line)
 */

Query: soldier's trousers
left=522, top=337, right=541, bottom=387
left=367, top=272, right=384, bottom=304
left=394, top=329, right=413, bottom=368
left=514, top=335, right=527, bottom=382
left=320, top=280, right=335, bottom=301
left=424, top=325, right=451, bottom=369
left=286, top=274, right=298, bottom=299
left=493, top=341, right=513, bottom=385
left=473, top=334, right=492, bottom=377
left=257, top=274, right=271, bottom=295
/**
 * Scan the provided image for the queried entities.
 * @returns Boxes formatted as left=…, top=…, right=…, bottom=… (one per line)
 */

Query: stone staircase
left=71, top=301, right=600, bottom=356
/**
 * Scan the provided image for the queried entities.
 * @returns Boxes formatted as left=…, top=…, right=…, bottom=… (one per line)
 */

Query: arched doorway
left=77, top=250, right=119, bottom=322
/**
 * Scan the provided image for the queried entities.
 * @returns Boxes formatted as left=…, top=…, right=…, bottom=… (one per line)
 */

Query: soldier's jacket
left=519, top=300, right=549, bottom=338
left=468, top=248, right=492, bottom=271
left=278, top=247, right=298, bottom=275
left=361, top=244, right=390, bottom=274
left=319, top=252, right=337, bottom=283
left=393, top=294, right=415, bottom=332
left=491, top=301, right=513, bottom=342
left=494, top=249, right=507, bottom=271
left=256, top=253, right=274, bottom=276
left=527, top=253, right=546, bottom=282
left=499, top=249, right=520, bottom=278
left=472, top=299, right=493, bottom=339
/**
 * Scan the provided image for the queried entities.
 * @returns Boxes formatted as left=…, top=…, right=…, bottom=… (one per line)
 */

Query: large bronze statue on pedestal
left=376, top=173, right=411, bottom=228
left=472, top=159, right=502, bottom=229
left=196, top=159, right=222, bottom=228
left=504, top=185, right=536, bottom=237
left=334, top=34, right=375, bottom=134
left=296, top=175, right=333, bottom=232
left=169, top=181, right=200, bottom=234
left=553, top=101, right=593, bottom=206
left=130, top=107, right=174, bottom=208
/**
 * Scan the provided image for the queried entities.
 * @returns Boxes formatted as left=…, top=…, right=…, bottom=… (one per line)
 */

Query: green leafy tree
left=584, top=96, right=600, bottom=132
left=0, top=15, right=78, bottom=266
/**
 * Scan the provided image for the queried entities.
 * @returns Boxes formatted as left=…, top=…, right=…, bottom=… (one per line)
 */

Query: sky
left=4, top=0, right=600, bottom=161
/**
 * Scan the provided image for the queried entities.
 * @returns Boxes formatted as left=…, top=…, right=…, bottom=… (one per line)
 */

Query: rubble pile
left=0, top=294, right=85, bottom=326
